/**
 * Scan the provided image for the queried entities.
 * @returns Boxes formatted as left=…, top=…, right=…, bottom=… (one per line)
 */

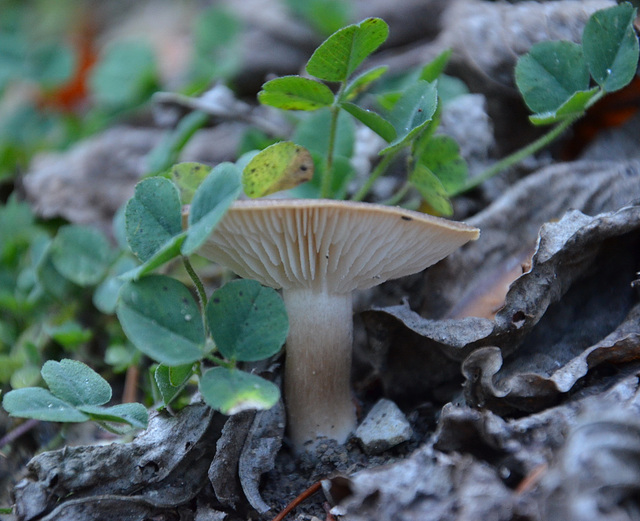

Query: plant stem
left=182, top=256, right=207, bottom=308
left=321, top=105, right=341, bottom=198
left=205, top=354, right=234, bottom=369
left=451, top=113, right=581, bottom=196
left=351, top=150, right=398, bottom=201
left=380, top=181, right=410, bottom=206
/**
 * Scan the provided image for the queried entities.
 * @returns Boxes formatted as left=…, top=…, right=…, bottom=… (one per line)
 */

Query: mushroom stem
left=283, top=288, right=356, bottom=451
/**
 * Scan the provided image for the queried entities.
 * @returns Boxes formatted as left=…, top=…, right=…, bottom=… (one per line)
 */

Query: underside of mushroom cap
left=197, top=199, right=479, bottom=294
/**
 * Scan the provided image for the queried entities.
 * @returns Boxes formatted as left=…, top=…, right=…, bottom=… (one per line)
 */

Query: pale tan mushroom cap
left=196, top=199, right=479, bottom=294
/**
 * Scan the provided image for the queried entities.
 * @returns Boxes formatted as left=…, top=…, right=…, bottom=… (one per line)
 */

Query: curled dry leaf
left=360, top=160, right=640, bottom=407
left=13, top=404, right=226, bottom=521
left=208, top=400, right=285, bottom=514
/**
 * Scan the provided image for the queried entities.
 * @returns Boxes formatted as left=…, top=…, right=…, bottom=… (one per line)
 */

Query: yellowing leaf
left=242, top=142, right=314, bottom=198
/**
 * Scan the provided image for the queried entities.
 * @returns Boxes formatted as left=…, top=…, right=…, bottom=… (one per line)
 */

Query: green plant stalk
left=321, top=104, right=341, bottom=198
left=451, top=112, right=582, bottom=196
left=204, top=353, right=235, bottom=369
left=351, top=150, right=399, bottom=202
left=182, top=256, right=207, bottom=309
left=380, top=181, right=410, bottom=206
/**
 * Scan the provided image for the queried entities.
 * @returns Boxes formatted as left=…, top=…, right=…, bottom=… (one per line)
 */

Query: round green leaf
left=515, top=40, right=589, bottom=114
left=529, top=87, right=600, bottom=126
left=206, top=279, right=288, bottom=362
left=125, top=177, right=183, bottom=263
left=45, top=321, right=93, bottom=349
left=306, top=18, right=389, bottom=82
left=171, top=162, right=212, bottom=205
left=343, top=65, right=389, bottom=100
left=2, top=387, right=89, bottom=422
left=50, top=225, right=113, bottom=286
left=41, top=359, right=111, bottom=407
left=582, top=3, right=639, bottom=93
left=90, top=41, right=158, bottom=108
left=200, top=367, right=280, bottom=415
left=382, top=80, right=438, bottom=153
left=258, top=76, right=334, bottom=110
left=183, top=162, right=242, bottom=255
left=78, top=403, right=148, bottom=429
left=409, top=164, right=453, bottom=216
left=242, top=142, right=314, bottom=198
left=117, top=275, right=206, bottom=366
left=93, top=256, right=139, bottom=314
left=340, top=102, right=396, bottom=142
left=417, top=135, right=468, bottom=194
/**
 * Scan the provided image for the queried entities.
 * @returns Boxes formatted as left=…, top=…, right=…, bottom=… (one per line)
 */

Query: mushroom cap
left=195, top=199, right=479, bottom=294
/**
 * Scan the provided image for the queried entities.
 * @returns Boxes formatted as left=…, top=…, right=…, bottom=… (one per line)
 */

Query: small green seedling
left=116, top=162, right=290, bottom=414
left=2, top=359, right=148, bottom=434
left=256, top=3, right=639, bottom=212
left=256, top=17, right=471, bottom=212
left=460, top=2, right=639, bottom=193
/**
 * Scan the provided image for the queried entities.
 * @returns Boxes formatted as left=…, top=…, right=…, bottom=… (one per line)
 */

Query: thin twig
left=270, top=481, right=323, bottom=521
left=0, top=419, right=39, bottom=450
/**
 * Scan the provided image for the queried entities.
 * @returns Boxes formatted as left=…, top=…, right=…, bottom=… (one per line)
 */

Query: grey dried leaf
left=373, top=205, right=640, bottom=410
left=207, top=401, right=285, bottom=515
left=209, top=411, right=255, bottom=510
left=359, top=160, right=640, bottom=407
left=13, top=404, right=226, bottom=521
left=335, top=445, right=514, bottom=521
left=22, top=127, right=163, bottom=235
left=238, top=401, right=286, bottom=514
left=426, top=369, right=640, bottom=519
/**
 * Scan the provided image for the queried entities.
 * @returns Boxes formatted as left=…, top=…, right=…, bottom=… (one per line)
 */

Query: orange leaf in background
left=38, top=23, right=98, bottom=114
left=561, top=74, right=640, bottom=160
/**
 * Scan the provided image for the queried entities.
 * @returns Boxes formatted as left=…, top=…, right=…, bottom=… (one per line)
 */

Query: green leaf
left=206, top=279, right=288, bottom=362
left=419, top=49, right=452, bottom=83
left=171, top=162, right=212, bottom=204
left=2, top=387, right=89, bottom=422
left=121, top=233, right=186, bottom=281
left=409, top=164, right=453, bottom=216
left=381, top=80, right=438, bottom=154
left=242, top=142, right=314, bottom=198
left=41, top=359, right=111, bottom=407
left=117, top=275, right=206, bottom=366
left=285, top=0, right=353, bottom=36
left=199, top=367, right=280, bottom=415
left=182, top=162, right=242, bottom=255
left=340, top=102, right=396, bottom=142
left=78, top=403, right=148, bottom=429
left=416, top=135, right=468, bottom=194
left=515, top=40, right=589, bottom=114
left=258, top=76, right=334, bottom=110
left=26, top=42, right=75, bottom=88
left=50, top=225, right=113, bottom=286
left=306, top=18, right=389, bottom=82
left=146, top=111, right=210, bottom=175
left=45, top=321, right=92, bottom=349
left=191, top=6, right=242, bottom=82
left=343, top=65, right=388, bottom=100
left=125, top=177, right=183, bottom=262
left=582, top=2, right=639, bottom=93
left=154, top=363, right=193, bottom=407
left=93, top=256, right=139, bottom=314
left=90, top=41, right=158, bottom=108
left=529, top=87, right=600, bottom=125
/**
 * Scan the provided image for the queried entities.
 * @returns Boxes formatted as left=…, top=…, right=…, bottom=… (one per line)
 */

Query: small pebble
left=355, top=399, right=413, bottom=455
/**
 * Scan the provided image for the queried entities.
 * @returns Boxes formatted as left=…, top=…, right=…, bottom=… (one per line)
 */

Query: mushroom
left=195, top=199, right=479, bottom=452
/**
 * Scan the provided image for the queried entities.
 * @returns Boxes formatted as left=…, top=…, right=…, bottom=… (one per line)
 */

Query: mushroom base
left=283, top=289, right=356, bottom=452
